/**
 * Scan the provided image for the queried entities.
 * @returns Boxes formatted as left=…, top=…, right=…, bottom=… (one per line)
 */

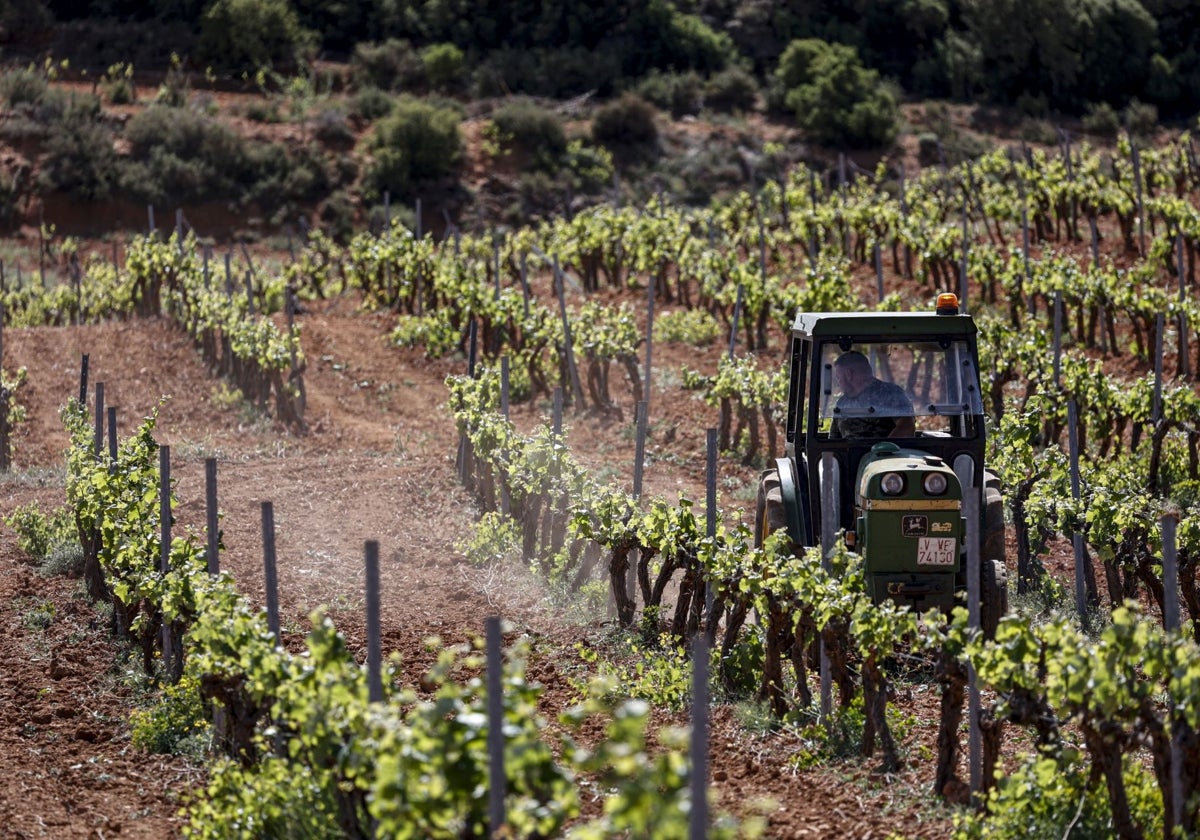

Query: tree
left=198, top=0, right=317, bottom=76
left=956, top=0, right=1157, bottom=111
left=774, top=38, right=899, bottom=149
left=364, top=97, right=463, bottom=201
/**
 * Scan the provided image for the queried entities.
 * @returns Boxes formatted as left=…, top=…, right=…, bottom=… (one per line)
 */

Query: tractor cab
left=758, top=293, right=1007, bottom=632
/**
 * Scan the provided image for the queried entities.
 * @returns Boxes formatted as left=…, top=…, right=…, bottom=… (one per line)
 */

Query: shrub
left=653, top=309, right=721, bottom=346
left=1123, top=98, right=1159, bottom=139
left=473, top=46, right=622, bottom=99
left=591, top=94, right=659, bottom=164
left=952, top=752, right=1162, bottom=839
left=774, top=38, right=899, bottom=149
left=0, top=65, right=49, bottom=107
left=350, top=38, right=425, bottom=92
left=422, top=42, right=465, bottom=93
left=37, top=99, right=120, bottom=200
left=312, top=108, right=355, bottom=149
left=319, top=189, right=358, bottom=243
left=636, top=70, right=703, bottom=119
left=627, top=4, right=735, bottom=77
left=198, top=0, right=317, bottom=76
left=704, top=66, right=759, bottom=114
left=1019, top=118, right=1059, bottom=145
left=42, top=544, right=85, bottom=578
left=5, top=502, right=77, bottom=565
left=122, top=105, right=251, bottom=205
left=243, top=141, right=335, bottom=220
left=564, top=139, right=615, bottom=195
left=363, top=97, right=463, bottom=201
left=490, top=98, right=567, bottom=171
left=351, top=87, right=394, bottom=122
left=1082, top=102, right=1121, bottom=137
left=184, top=756, right=340, bottom=838
left=917, top=133, right=943, bottom=168
left=130, top=673, right=211, bottom=758
left=101, top=62, right=136, bottom=105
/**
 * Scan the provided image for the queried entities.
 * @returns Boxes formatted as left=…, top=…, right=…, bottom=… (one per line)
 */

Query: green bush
left=774, top=38, right=899, bottom=149
left=184, top=756, right=340, bottom=839
left=42, top=544, right=85, bottom=578
left=101, top=62, right=136, bottom=106
left=0, top=65, right=49, bottom=107
left=363, top=97, right=463, bottom=201
left=198, top=0, right=317, bottom=75
left=1124, top=98, right=1159, bottom=139
left=625, top=3, right=735, bottom=77
left=37, top=98, right=120, bottom=201
left=952, top=752, right=1162, bottom=839
left=350, top=38, right=425, bottom=92
left=564, top=139, right=615, bottom=195
left=473, top=46, right=622, bottom=99
left=1019, top=117, right=1059, bottom=145
left=421, top=42, right=465, bottom=93
left=636, top=70, right=703, bottom=119
left=122, top=105, right=250, bottom=205
left=5, top=502, right=77, bottom=565
left=1082, top=101, right=1121, bottom=137
left=243, top=141, right=335, bottom=220
left=653, top=309, right=721, bottom=346
left=312, top=108, right=355, bottom=149
left=130, top=672, right=211, bottom=758
left=350, top=86, right=394, bottom=122
left=490, top=98, right=567, bottom=171
left=319, top=188, right=358, bottom=243
left=704, top=66, right=759, bottom=114
left=591, top=94, right=659, bottom=164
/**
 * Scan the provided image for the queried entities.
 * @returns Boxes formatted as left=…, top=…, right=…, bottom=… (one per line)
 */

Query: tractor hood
left=855, top=441, right=962, bottom=507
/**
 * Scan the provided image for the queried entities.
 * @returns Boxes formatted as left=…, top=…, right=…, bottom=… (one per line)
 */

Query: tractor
left=755, top=292, right=1008, bottom=636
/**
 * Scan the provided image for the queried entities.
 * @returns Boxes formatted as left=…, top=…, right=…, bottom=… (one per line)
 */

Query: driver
left=830, top=351, right=915, bottom=439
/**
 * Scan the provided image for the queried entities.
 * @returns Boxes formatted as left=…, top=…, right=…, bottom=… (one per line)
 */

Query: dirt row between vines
left=0, top=294, right=960, bottom=838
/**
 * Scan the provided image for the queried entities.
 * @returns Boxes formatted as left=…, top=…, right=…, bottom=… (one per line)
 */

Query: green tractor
left=756, top=293, right=1008, bottom=635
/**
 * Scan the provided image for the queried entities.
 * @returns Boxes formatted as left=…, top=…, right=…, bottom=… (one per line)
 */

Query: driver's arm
left=889, top=415, right=916, bottom=438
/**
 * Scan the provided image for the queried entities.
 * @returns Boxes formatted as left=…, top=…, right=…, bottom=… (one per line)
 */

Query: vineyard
left=1, top=129, right=1200, bottom=839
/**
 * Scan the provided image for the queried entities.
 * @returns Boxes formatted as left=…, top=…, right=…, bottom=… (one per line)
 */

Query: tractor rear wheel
left=980, top=487, right=1008, bottom=637
left=982, top=487, right=1006, bottom=567
left=980, top=558, right=1008, bottom=639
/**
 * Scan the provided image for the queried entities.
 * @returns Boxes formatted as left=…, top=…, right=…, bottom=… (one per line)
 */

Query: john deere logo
left=902, top=515, right=928, bottom=537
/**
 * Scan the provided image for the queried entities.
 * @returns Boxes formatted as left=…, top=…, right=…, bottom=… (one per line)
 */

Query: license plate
left=917, top=537, right=957, bottom=566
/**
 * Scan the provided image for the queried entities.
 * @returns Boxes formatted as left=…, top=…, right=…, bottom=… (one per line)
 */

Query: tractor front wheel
left=755, top=469, right=788, bottom=549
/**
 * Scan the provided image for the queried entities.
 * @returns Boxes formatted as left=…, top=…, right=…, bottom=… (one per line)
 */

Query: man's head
left=833, top=351, right=874, bottom=397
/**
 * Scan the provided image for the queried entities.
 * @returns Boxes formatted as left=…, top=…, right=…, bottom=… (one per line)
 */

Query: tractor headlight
left=880, top=472, right=905, bottom=496
left=923, top=473, right=948, bottom=495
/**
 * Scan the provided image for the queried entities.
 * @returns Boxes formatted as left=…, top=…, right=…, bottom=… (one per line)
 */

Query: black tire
left=982, top=486, right=1005, bottom=566
left=755, top=469, right=788, bottom=549
left=980, top=558, right=1008, bottom=639
left=980, top=487, right=1008, bottom=638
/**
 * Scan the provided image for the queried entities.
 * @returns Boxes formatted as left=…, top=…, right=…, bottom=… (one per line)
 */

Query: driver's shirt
left=831, top=378, right=913, bottom=439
